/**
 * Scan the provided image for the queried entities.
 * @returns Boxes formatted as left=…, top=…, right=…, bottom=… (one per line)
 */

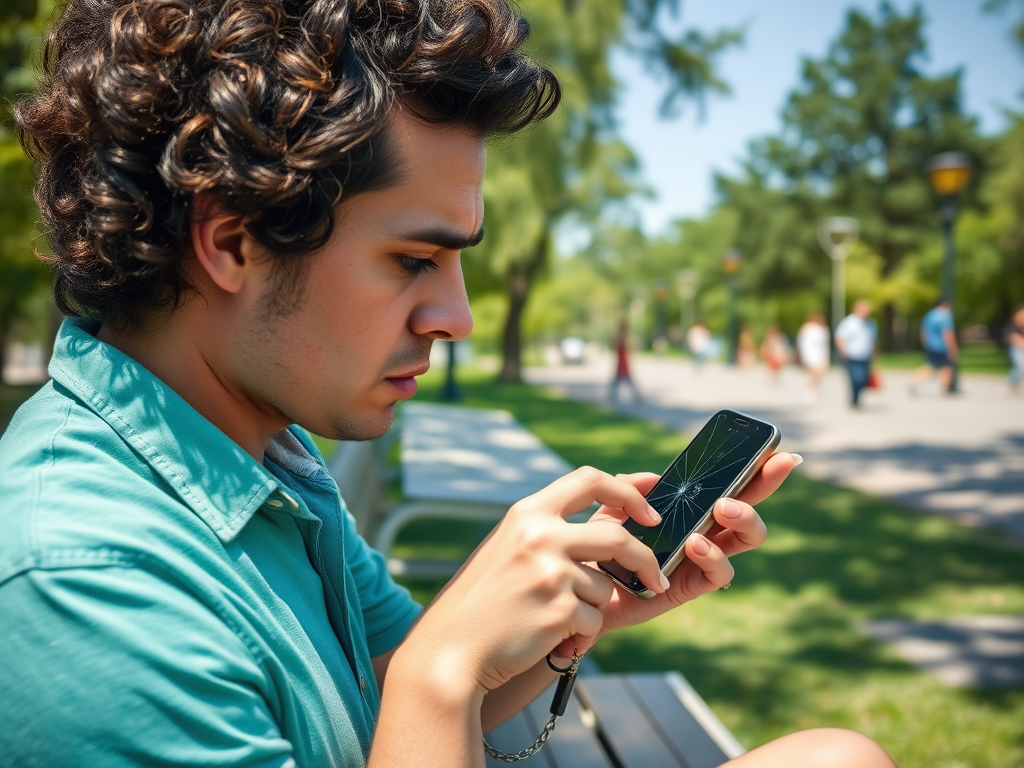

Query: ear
left=190, top=195, right=253, bottom=295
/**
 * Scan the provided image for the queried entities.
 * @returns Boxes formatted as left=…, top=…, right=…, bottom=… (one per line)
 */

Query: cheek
left=300, top=261, right=414, bottom=360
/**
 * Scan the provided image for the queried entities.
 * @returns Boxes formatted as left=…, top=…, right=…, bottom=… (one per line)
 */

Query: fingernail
left=790, top=453, right=804, bottom=467
left=659, top=572, right=670, bottom=591
left=691, top=533, right=710, bottom=556
left=718, top=498, right=742, bottom=519
left=648, top=505, right=662, bottom=523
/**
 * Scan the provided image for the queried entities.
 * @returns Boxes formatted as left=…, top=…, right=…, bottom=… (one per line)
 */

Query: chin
left=320, top=403, right=397, bottom=443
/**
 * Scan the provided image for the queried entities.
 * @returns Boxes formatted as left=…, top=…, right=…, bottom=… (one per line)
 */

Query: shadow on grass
left=743, top=473, right=1024, bottom=612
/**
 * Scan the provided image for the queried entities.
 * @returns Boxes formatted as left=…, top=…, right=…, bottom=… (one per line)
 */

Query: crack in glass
left=633, top=413, right=753, bottom=561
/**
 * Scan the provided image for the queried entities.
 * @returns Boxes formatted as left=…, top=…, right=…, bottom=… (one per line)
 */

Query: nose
left=409, top=259, right=474, bottom=342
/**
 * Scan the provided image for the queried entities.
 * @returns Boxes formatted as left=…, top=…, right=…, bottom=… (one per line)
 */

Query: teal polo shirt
left=0, top=317, right=422, bottom=767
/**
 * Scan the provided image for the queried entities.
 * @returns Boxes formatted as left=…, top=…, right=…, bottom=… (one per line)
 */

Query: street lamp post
left=652, top=278, right=670, bottom=355
left=817, top=217, right=860, bottom=361
left=721, top=249, right=742, bottom=364
left=928, top=152, right=973, bottom=393
left=676, top=268, right=699, bottom=347
left=441, top=340, right=461, bottom=401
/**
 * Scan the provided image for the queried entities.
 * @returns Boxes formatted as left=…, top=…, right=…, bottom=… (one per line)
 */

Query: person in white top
left=686, top=321, right=713, bottom=369
left=834, top=299, right=877, bottom=408
left=796, top=311, right=831, bottom=398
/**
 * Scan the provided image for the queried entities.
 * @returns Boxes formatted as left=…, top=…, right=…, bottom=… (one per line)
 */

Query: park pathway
left=526, top=354, right=1024, bottom=540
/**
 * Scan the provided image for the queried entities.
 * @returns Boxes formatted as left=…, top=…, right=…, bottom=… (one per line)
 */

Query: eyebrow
left=390, top=225, right=485, bottom=251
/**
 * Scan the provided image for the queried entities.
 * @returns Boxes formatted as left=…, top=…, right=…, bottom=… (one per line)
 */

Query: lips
left=386, top=362, right=430, bottom=380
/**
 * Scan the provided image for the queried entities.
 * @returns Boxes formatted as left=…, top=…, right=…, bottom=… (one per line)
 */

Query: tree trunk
left=498, top=235, right=548, bottom=384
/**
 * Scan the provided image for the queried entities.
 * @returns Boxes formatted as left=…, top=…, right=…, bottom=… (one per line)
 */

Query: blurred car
left=560, top=336, right=587, bottom=364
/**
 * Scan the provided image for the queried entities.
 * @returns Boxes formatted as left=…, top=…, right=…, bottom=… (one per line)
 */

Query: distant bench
left=328, top=402, right=745, bottom=767
left=329, top=401, right=575, bottom=576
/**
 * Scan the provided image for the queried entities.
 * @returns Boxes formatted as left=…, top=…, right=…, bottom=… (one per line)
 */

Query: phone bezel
left=599, top=409, right=781, bottom=599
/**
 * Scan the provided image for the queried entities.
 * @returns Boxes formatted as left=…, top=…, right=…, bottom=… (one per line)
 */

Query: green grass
left=394, top=366, right=1024, bottom=768
left=877, top=344, right=1011, bottom=374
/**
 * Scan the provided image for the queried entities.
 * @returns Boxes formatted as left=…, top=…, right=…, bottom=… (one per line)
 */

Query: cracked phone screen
left=622, top=411, right=773, bottom=566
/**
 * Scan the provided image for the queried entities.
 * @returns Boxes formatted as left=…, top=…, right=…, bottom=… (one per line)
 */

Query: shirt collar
left=49, top=316, right=285, bottom=542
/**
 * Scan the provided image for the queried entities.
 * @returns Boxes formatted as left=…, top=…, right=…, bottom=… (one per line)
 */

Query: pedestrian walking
left=835, top=299, right=877, bottom=409
left=797, top=311, right=831, bottom=398
left=910, top=297, right=958, bottom=396
left=736, top=323, right=756, bottom=370
left=686, top=320, right=713, bottom=369
left=759, top=324, right=789, bottom=385
left=1005, top=304, right=1024, bottom=395
left=610, top=317, right=643, bottom=403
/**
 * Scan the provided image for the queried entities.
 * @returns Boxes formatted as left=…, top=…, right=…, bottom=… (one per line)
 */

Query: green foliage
left=464, top=0, right=742, bottom=379
left=708, top=3, right=992, bottom=347
left=0, top=136, right=49, bottom=362
left=0, top=1, right=53, bottom=366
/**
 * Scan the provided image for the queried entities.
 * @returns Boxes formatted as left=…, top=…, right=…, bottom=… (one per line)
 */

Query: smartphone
left=598, top=409, right=781, bottom=598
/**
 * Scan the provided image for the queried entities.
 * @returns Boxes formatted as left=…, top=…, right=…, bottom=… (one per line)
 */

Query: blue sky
left=614, top=0, right=1024, bottom=234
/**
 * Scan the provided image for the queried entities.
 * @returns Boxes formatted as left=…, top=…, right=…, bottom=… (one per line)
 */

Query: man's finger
left=709, top=497, right=768, bottom=557
left=678, top=532, right=734, bottom=594
left=564, top=522, right=665, bottom=595
left=588, top=472, right=660, bottom=524
left=735, top=452, right=800, bottom=506
left=518, top=466, right=660, bottom=526
left=571, top=561, right=615, bottom=611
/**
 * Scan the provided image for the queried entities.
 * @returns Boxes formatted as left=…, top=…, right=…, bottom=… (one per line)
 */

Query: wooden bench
left=330, top=401, right=575, bottom=576
left=484, top=672, right=744, bottom=767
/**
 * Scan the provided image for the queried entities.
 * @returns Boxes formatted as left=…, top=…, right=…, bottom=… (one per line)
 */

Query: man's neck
left=96, top=316, right=284, bottom=463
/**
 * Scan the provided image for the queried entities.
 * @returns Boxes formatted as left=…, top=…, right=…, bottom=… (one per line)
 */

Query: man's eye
left=397, top=255, right=439, bottom=275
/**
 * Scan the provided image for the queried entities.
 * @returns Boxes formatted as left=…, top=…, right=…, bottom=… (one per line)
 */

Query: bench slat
left=524, top=684, right=615, bottom=768
left=626, top=674, right=732, bottom=768
left=577, top=676, right=687, bottom=768
left=484, top=711, right=555, bottom=768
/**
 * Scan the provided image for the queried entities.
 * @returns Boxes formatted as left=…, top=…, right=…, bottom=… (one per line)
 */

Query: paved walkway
left=526, top=355, right=1024, bottom=539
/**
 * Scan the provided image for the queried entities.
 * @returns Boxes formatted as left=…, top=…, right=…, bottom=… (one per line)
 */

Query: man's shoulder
left=0, top=384, right=202, bottom=583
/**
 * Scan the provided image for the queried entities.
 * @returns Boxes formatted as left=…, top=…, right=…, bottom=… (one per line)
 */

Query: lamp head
left=928, top=152, right=973, bottom=196
left=721, top=248, right=742, bottom=275
left=817, top=216, right=860, bottom=261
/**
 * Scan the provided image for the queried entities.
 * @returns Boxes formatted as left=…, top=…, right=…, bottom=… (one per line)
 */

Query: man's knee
left=784, top=727, right=895, bottom=768
left=731, top=727, right=896, bottom=768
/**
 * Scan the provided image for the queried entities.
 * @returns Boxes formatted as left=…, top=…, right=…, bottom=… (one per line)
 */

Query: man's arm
left=943, top=327, right=959, bottom=360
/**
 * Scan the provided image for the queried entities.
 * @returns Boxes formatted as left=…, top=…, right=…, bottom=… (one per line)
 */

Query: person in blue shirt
left=1, top=2, right=895, bottom=767
left=910, top=297, right=959, bottom=395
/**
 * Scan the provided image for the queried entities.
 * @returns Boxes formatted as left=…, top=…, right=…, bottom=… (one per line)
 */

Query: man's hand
left=550, top=451, right=799, bottom=658
left=391, top=467, right=669, bottom=699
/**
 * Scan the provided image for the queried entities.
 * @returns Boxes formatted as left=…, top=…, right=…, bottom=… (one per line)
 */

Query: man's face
left=231, top=112, right=482, bottom=441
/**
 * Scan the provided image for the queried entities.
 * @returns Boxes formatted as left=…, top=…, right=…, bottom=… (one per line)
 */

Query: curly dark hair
left=15, top=0, right=559, bottom=328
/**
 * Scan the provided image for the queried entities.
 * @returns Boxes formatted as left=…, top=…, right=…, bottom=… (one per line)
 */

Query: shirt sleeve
left=340, top=505, right=422, bottom=658
left=0, top=565, right=295, bottom=768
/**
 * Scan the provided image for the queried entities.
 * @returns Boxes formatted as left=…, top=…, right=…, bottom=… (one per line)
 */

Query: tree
left=466, top=0, right=741, bottom=382
left=0, top=1, right=51, bottom=374
left=716, top=3, right=986, bottom=349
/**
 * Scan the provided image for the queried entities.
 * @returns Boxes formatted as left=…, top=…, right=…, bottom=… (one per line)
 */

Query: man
left=910, top=297, right=959, bottom=395
left=1, top=2, right=894, bottom=766
left=834, top=299, right=877, bottom=409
